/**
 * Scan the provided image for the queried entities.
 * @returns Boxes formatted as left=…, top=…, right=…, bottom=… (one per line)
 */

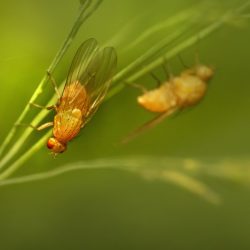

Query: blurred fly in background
left=122, top=59, right=214, bottom=143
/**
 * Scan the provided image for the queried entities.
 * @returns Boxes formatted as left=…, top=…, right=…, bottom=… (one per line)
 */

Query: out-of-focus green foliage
left=0, top=0, right=250, bottom=249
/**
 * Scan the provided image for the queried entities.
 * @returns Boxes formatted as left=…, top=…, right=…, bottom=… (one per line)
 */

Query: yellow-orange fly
left=33, top=38, right=117, bottom=155
left=122, top=61, right=214, bottom=143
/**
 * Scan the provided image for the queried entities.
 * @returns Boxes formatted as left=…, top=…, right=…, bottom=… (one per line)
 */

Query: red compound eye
left=47, top=138, right=55, bottom=149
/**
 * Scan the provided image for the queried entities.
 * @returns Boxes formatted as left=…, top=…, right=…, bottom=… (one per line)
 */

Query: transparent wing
left=59, top=38, right=98, bottom=112
left=120, top=108, right=178, bottom=144
left=83, top=45, right=117, bottom=122
left=67, top=38, right=99, bottom=87
left=59, top=38, right=117, bottom=123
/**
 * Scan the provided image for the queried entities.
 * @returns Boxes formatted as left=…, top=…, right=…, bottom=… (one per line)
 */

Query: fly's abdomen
left=172, top=75, right=207, bottom=107
left=137, top=83, right=177, bottom=113
left=53, top=109, right=83, bottom=143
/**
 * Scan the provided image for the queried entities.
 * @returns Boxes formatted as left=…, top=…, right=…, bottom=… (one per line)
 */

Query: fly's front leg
left=125, top=81, right=148, bottom=94
left=35, top=122, right=54, bottom=131
left=47, top=70, right=61, bottom=99
left=29, top=102, right=57, bottom=111
left=16, top=122, right=54, bottom=131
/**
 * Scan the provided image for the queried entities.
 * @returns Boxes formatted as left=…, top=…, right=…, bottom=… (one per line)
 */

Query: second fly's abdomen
left=137, top=83, right=177, bottom=113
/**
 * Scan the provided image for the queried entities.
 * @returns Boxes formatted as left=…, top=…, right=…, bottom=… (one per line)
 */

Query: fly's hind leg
left=125, top=81, right=148, bottom=93
left=16, top=122, right=54, bottom=131
left=120, top=107, right=178, bottom=144
left=47, top=70, right=61, bottom=99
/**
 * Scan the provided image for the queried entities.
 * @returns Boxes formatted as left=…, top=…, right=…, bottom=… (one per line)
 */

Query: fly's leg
left=178, top=54, right=190, bottom=69
left=125, top=82, right=148, bottom=94
left=29, top=102, right=57, bottom=111
left=120, top=107, right=178, bottom=144
left=47, top=70, right=61, bottom=99
left=162, top=57, right=174, bottom=80
left=149, top=72, right=162, bottom=87
left=29, top=70, right=61, bottom=110
left=87, top=72, right=96, bottom=82
left=16, top=122, right=54, bottom=131
left=35, top=122, right=54, bottom=131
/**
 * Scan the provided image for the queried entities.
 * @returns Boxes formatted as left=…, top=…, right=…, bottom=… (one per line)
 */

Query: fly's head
left=47, top=137, right=67, bottom=154
left=195, top=65, right=214, bottom=81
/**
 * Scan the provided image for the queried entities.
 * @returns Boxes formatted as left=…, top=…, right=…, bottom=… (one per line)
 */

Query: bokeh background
left=0, top=0, right=250, bottom=249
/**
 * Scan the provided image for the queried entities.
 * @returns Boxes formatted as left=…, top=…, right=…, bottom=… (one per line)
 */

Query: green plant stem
left=126, top=2, right=250, bottom=80
left=107, top=23, right=220, bottom=99
left=109, top=0, right=250, bottom=99
left=0, top=158, right=134, bottom=185
left=108, top=12, right=230, bottom=99
left=0, top=0, right=103, bottom=168
left=112, top=19, right=198, bottom=84
left=0, top=132, right=50, bottom=181
left=124, top=6, right=197, bottom=50
left=0, top=86, right=63, bottom=170
left=0, top=156, right=220, bottom=204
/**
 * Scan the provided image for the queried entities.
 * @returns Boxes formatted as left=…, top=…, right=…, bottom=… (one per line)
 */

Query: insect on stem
left=0, top=0, right=103, bottom=163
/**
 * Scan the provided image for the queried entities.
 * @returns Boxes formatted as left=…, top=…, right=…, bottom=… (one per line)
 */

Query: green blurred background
left=0, top=0, right=250, bottom=249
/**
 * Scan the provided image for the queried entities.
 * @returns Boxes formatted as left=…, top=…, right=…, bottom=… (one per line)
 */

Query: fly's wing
left=120, top=107, right=178, bottom=144
left=82, top=45, right=117, bottom=123
left=60, top=38, right=117, bottom=124
left=59, top=38, right=98, bottom=112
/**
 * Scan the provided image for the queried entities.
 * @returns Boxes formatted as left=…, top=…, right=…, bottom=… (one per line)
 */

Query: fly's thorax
left=172, top=75, right=207, bottom=107
left=182, top=65, right=214, bottom=81
left=195, top=65, right=214, bottom=81
left=47, top=137, right=67, bottom=154
left=64, top=81, right=87, bottom=100
left=137, top=82, right=177, bottom=113
left=58, top=81, right=88, bottom=113
left=54, top=108, right=82, bottom=129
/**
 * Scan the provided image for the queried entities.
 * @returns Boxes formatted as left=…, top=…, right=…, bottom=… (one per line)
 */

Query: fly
left=121, top=60, right=214, bottom=143
left=29, top=38, right=117, bottom=155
